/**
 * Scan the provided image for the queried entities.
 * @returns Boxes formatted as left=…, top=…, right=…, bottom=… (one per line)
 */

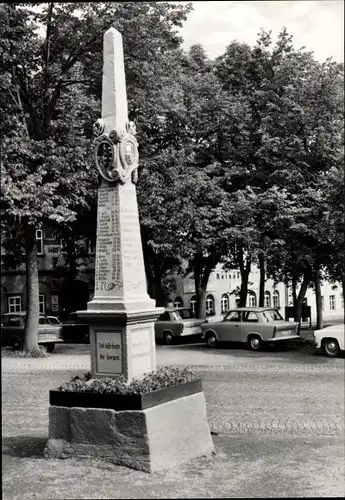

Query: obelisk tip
left=104, top=26, right=122, bottom=39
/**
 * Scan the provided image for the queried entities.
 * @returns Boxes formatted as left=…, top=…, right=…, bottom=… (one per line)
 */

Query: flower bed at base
left=58, top=366, right=197, bottom=395
left=52, top=366, right=201, bottom=411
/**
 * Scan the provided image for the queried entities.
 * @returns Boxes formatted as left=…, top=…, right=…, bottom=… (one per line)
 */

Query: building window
left=273, top=290, right=280, bottom=308
left=173, top=297, right=183, bottom=308
left=247, top=291, right=256, bottom=307
left=329, top=295, right=335, bottom=310
left=190, top=295, right=197, bottom=315
left=216, top=273, right=220, bottom=279
left=39, top=294, right=45, bottom=314
left=235, top=298, right=240, bottom=307
left=237, top=272, right=240, bottom=279
left=221, top=274, right=224, bottom=279
left=321, top=296, right=324, bottom=311
left=87, top=239, right=96, bottom=255
left=36, top=230, right=44, bottom=254
left=60, top=239, right=67, bottom=252
left=264, top=291, right=271, bottom=307
left=8, top=296, right=22, bottom=313
left=221, top=294, right=229, bottom=314
left=205, top=294, right=215, bottom=315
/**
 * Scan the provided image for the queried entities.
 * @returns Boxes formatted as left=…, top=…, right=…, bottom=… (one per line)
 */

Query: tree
left=135, top=44, right=236, bottom=317
left=0, top=2, right=193, bottom=349
left=215, top=28, right=344, bottom=320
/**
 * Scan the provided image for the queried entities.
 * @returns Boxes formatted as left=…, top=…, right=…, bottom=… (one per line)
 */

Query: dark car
left=1, top=312, right=63, bottom=352
left=61, top=312, right=90, bottom=343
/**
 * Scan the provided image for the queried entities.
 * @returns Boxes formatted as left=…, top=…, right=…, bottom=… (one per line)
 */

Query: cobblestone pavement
left=2, top=343, right=344, bottom=438
left=2, top=343, right=345, bottom=499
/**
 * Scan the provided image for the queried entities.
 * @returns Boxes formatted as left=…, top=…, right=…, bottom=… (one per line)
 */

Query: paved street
left=2, top=341, right=345, bottom=498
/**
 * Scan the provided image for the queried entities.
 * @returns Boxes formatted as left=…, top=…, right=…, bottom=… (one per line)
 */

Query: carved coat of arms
left=94, top=119, right=139, bottom=184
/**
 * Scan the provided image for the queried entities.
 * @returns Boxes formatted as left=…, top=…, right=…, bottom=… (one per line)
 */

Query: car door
left=38, top=316, right=57, bottom=341
left=217, top=310, right=242, bottom=342
left=155, top=311, right=171, bottom=339
left=241, top=311, right=260, bottom=341
left=1, top=315, right=23, bottom=347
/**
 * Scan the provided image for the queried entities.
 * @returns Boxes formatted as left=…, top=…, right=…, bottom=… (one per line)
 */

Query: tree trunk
left=194, top=255, right=207, bottom=319
left=292, top=276, right=298, bottom=308
left=24, top=226, right=39, bottom=351
left=154, top=279, right=169, bottom=307
left=294, top=267, right=312, bottom=324
left=66, top=239, right=78, bottom=280
left=195, top=283, right=207, bottom=319
left=258, top=251, right=265, bottom=307
left=238, top=247, right=251, bottom=307
left=315, top=271, right=323, bottom=330
left=194, top=251, right=216, bottom=319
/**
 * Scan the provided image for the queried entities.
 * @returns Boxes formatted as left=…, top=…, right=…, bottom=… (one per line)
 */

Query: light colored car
left=201, top=307, right=300, bottom=351
left=0, top=312, right=63, bottom=352
left=47, top=315, right=61, bottom=325
left=313, top=323, right=344, bottom=357
left=155, top=308, right=204, bottom=345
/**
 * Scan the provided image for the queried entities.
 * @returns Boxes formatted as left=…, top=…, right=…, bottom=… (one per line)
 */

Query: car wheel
left=11, top=337, right=22, bottom=351
left=163, top=332, right=174, bottom=345
left=205, top=331, right=217, bottom=348
left=322, top=338, right=340, bottom=358
left=248, top=335, right=263, bottom=351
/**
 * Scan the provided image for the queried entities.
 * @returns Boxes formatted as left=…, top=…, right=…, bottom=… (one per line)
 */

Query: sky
left=179, top=0, right=344, bottom=63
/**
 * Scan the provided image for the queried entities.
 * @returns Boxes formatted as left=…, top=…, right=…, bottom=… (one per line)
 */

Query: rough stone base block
left=44, top=392, right=214, bottom=473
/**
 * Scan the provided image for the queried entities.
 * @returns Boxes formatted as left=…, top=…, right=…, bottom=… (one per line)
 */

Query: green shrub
left=1, top=346, right=49, bottom=358
left=59, top=366, right=197, bottom=395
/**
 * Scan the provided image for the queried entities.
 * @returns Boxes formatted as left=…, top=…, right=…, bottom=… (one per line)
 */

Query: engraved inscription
left=131, top=328, right=152, bottom=373
left=96, top=331, right=123, bottom=374
left=95, top=185, right=121, bottom=290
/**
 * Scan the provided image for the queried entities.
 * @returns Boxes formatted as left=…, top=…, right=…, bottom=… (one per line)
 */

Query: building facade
left=169, top=263, right=344, bottom=325
left=1, top=229, right=96, bottom=320
left=1, top=231, right=343, bottom=325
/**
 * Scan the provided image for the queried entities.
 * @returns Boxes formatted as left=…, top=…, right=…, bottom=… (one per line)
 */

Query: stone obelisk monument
left=78, top=27, right=163, bottom=382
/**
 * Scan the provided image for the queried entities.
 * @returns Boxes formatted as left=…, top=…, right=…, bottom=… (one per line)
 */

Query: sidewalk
left=2, top=434, right=344, bottom=499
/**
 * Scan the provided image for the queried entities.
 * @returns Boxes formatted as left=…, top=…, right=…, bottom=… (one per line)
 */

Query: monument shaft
left=77, top=27, right=163, bottom=382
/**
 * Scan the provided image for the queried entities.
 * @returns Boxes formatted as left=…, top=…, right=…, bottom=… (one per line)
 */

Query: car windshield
left=262, top=309, right=284, bottom=322
left=48, top=317, right=60, bottom=325
left=179, top=309, right=193, bottom=319
left=170, top=311, right=182, bottom=321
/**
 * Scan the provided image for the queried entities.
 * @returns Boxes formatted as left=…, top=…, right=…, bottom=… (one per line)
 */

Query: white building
left=170, top=263, right=344, bottom=325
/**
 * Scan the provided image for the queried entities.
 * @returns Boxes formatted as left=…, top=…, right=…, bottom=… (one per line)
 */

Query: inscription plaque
left=131, top=327, right=152, bottom=373
left=96, top=331, right=123, bottom=374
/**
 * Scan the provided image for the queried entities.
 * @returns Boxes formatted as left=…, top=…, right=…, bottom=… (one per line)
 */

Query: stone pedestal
left=78, top=309, right=159, bottom=381
left=44, top=392, right=215, bottom=473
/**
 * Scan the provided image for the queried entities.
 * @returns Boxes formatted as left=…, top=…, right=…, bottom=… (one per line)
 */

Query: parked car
left=174, top=307, right=196, bottom=320
left=313, top=323, right=344, bottom=357
left=0, top=312, right=63, bottom=352
left=201, top=307, right=300, bottom=351
left=155, top=308, right=204, bottom=345
left=61, top=312, right=90, bottom=343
